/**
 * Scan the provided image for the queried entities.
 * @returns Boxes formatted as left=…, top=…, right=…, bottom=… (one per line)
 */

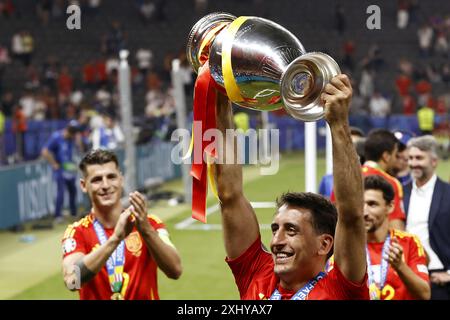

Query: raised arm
left=322, top=75, right=366, bottom=283
left=214, top=92, right=260, bottom=259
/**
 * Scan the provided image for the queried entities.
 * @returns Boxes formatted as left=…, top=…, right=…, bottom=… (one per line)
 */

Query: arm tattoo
left=75, top=259, right=96, bottom=284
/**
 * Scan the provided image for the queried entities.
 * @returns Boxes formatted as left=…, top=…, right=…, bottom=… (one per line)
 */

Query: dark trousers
left=431, top=282, right=450, bottom=300
left=54, top=170, right=77, bottom=218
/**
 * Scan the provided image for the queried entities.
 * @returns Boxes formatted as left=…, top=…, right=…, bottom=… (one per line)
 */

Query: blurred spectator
left=395, top=73, right=412, bottom=96
left=0, top=0, right=15, bottom=18
left=103, top=21, right=126, bottom=55
left=95, top=85, right=112, bottom=111
left=178, top=52, right=194, bottom=97
left=24, top=65, right=40, bottom=90
left=51, top=0, right=65, bottom=19
left=369, top=92, right=391, bottom=118
left=42, top=56, right=59, bottom=92
left=105, top=55, right=120, bottom=77
left=91, top=112, right=124, bottom=150
left=152, top=0, right=167, bottom=22
left=95, top=58, right=107, bottom=87
left=401, top=95, right=416, bottom=115
left=1, top=91, right=14, bottom=117
left=0, top=44, right=10, bottom=96
left=397, top=0, right=410, bottom=29
left=58, top=66, right=73, bottom=99
left=136, top=48, right=153, bottom=78
left=359, top=68, right=375, bottom=98
left=41, top=120, right=83, bottom=223
left=434, top=30, right=449, bottom=57
left=36, top=0, right=52, bottom=25
left=33, top=94, right=47, bottom=120
left=417, top=104, right=435, bottom=135
left=417, top=23, right=434, bottom=57
left=87, top=0, right=101, bottom=15
left=21, top=31, right=34, bottom=67
left=425, top=64, right=441, bottom=84
left=138, top=0, right=155, bottom=23
left=349, top=87, right=368, bottom=115
left=334, top=4, right=346, bottom=34
left=0, top=105, right=5, bottom=164
left=12, top=104, right=27, bottom=162
left=18, top=90, right=36, bottom=119
left=342, top=40, right=355, bottom=72
left=442, top=63, right=450, bottom=86
left=11, top=31, right=24, bottom=63
left=82, top=60, right=96, bottom=90
left=415, top=78, right=432, bottom=106
left=145, top=72, right=165, bottom=118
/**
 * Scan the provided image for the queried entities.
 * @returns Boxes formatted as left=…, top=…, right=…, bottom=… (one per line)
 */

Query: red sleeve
left=147, top=214, right=166, bottom=230
left=406, top=235, right=430, bottom=283
left=325, top=262, right=370, bottom=300
left=389, top=183, right=406, bottom=222
left=61, top=224, right=87, bottom=258
left=226, top=236, right=273, bottom=297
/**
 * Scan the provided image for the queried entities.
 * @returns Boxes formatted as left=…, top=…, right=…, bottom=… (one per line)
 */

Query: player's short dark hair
left=364, top=175, right=394, bottom=204
left=364, top=129, right=399, bottom=162
left=276, top=192, right=337, bottom=259
left=79, top=149, right=119, bottom=176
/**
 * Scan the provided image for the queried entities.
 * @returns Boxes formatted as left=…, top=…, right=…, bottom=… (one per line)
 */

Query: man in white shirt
left=404, top=135, right=450, bottom=299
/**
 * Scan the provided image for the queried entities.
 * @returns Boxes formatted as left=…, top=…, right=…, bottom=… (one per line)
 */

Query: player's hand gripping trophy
left=187, top=12, right=341, bottom=121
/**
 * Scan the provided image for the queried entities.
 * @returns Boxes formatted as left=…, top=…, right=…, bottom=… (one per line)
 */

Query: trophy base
left=281, top=52, right=341, bottom=121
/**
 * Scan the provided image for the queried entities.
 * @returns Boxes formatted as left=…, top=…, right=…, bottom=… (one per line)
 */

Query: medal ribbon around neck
left=269, top=271, right=326, bottom=300
left=93, top=219, right=125, bottom=294
left=366, top=232, right=391, bottom=300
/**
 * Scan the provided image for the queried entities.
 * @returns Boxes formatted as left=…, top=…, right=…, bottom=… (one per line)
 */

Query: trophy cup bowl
left=187, top=12, right=341, bottom=120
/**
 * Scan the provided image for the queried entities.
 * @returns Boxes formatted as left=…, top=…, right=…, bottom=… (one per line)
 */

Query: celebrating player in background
left=215, top=74, right=369, bottom=300
left=61, top=149, right=182, bottom=300
left=363, top=175, right=430, bottom=300
left=361, top=129, right=406, bottom=230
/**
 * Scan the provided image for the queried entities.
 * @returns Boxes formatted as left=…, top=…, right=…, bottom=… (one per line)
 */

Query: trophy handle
left=280, top=52, right=341, bottom=121
left=187, top=12, right=236, bottom=73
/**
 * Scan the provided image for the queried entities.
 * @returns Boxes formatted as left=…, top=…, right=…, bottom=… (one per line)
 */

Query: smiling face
left=270, top=205, right=332, bottom=284
left=80, top=161, right=123, bottom=210
left=408, top=146, right=437, bottom=184
left=363, top=189, right=393, bottom=233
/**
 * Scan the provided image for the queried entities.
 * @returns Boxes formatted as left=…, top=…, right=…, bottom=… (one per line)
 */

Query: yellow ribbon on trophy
left=182, top=124, right=219, bottom=201
left=221, top=16, right=249, bottom=103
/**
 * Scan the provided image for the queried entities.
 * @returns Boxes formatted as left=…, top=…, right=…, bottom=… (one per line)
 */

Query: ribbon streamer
left=191, top=62, right=218, bottom=223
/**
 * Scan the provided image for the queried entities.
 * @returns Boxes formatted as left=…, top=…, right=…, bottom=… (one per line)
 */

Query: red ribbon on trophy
left=191, top=61, right=217, bottom=223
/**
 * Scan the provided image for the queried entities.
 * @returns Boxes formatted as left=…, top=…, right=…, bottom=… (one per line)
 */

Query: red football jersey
left=367, top=229, right=429, bottom=300
left=62, top=213, right=167, bottom=300
left=330, top=164, right=406, bottom=222
left=226, top=236, right=369, bottom=300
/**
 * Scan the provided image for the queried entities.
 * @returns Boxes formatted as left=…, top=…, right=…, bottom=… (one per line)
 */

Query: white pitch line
left=175, top=202, right=276, bottom=230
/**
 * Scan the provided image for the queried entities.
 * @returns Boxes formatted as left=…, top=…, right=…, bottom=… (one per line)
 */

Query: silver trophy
left=187, top=12, right=341, bottom=121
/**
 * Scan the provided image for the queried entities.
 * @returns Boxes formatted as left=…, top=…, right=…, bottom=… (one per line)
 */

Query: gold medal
left=369, top=283, right=381, bottom=300
left=111, top=292, right=124, bottom=300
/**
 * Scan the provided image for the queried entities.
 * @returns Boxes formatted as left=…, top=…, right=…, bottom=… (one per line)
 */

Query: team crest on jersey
left=62, top=238, right=77, bottom=255
left=125, top=232, right=142, bottom=256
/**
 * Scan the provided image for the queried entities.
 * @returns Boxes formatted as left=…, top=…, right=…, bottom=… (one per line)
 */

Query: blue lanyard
left=269, top=272, right=326, bottom=300
left=366, top=234, right=391, bottom=292
left=93, top=219, right=125, bottom=293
